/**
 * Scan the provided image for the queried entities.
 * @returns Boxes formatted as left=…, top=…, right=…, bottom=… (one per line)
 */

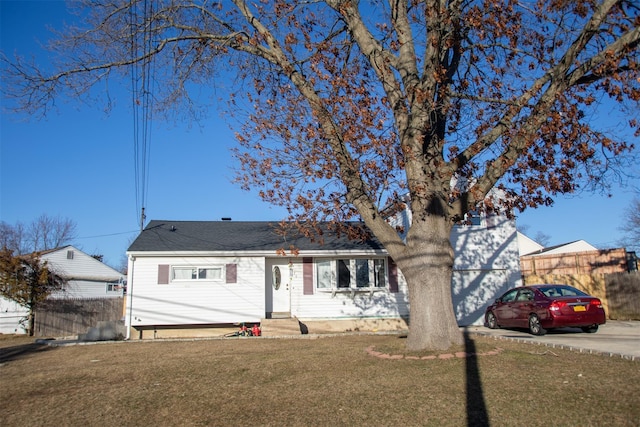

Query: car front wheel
left=581, top=325, right=599, bottom=333
left=528, top=314, right=547, bottom=336
left=486, top=311, right=498, bottom=329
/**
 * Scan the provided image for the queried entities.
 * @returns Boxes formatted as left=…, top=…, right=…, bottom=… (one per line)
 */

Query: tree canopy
left=619, top=196, right=640, bottom=252
left=0, top=214, right=77, bottom=255
left=2, top=0, right=638, bottom=350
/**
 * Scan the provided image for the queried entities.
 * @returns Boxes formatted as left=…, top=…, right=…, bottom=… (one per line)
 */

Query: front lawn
left=0, top=333, right=637, bottom=426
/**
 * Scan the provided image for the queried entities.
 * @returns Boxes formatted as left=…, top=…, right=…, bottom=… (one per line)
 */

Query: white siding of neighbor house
left=517, top=231, right=545, bottom=256
left=0, top=296, right=29, bottom=334
left=530, top=240, right=597, bottom=255
left=42, top=246, right=125, bottom=299
left=127, top=255, right=265, bottom=327
left=49, top=279, right=124, bottom=299
left=286, top=256, right=410, bottom=321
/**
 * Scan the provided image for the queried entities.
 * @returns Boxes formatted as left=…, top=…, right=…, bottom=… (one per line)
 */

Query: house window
left=464, top=211, right=482, bottom=226
left=106, top=283, right=119, bottom=293
left=315, top=258, right=387, bottom=290
left=317, top=260, right=332, bottom=289
left=172, top=266, right=223, bottom=282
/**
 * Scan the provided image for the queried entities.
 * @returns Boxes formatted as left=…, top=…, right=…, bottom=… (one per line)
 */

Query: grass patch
left=0, top=334, right=638, bottom=426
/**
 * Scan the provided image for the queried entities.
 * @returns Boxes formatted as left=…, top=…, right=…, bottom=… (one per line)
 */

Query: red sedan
left=484, top=284, right=606, bottom=336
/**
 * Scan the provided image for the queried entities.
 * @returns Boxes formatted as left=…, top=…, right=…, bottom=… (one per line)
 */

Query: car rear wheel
left=528, top=314, right=546, bottom=336
left=486, top=311, right=498, bottom=329
left=581, top=325, right=599, bottom=333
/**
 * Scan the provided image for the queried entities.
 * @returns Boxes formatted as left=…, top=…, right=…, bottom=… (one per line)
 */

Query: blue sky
left=1, top=1, right=638, bottom=269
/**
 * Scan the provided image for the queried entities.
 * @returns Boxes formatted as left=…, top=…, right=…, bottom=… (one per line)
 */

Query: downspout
left=125, top=255, right=135, bottom=340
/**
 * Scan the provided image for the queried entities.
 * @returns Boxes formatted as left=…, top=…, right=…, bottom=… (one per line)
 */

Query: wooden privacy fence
left=521, top=248, right=628, bottom=276
left=523, top=271, right=640, bottom=320
left=35, top=298, right=125, bottom=338
left=605, top=271, right=640, bottom=320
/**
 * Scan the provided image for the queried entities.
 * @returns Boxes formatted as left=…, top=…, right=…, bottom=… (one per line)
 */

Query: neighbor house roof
left=516, top=232, right=544, bottom=256
left=127, top=220, right=386, bottom=254
left=524, top=239, right=597, bottom=257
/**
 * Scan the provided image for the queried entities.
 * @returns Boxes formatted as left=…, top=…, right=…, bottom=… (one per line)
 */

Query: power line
left=75, top=230, right=140, bottom=240
left=130, top=0, right=155, bottom=232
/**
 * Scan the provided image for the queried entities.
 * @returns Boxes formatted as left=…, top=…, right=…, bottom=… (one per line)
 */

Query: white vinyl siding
left=41, top=246, right=126, bottom=299
left=128, top=256, right=264, bottom=326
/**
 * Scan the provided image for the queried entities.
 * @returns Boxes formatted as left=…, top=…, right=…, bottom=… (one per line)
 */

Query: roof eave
left=126, top=248, right=389, bottom=258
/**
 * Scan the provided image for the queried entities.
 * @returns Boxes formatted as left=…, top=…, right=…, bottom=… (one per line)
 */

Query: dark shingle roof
left=127, top=220, right=385, bottom=253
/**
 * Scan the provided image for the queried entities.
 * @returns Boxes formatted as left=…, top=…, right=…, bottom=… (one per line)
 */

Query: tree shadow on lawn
left=0, top=341, right=53, bottom=364
left=464, top=331, right=490, bottom=427
left=395, top=331, right=490, bottom=426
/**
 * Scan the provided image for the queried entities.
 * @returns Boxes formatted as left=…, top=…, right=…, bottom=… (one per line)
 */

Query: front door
left=266, top=260, right=291, bottom=317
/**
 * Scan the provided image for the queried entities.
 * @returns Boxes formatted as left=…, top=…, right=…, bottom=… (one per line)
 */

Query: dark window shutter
left=226, top=264, right=237, bottom=283
left=158, top=265, right=170, bottom=284
left=303, top=257, right=314, bottom=295
left=388, top=258, right=399, bottom=293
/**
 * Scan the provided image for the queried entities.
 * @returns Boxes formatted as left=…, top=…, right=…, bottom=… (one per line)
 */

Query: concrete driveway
left=465, top=320, right=640, bottom=361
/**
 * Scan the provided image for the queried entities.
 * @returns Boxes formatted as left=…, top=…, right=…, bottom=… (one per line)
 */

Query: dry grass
left=1, top=333, right=638, bottom=427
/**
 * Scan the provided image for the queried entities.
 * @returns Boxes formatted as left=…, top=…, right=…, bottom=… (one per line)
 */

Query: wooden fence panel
left=605, top=271, right=640, bottom=320
left=35, top=298, right=124, bottom=338
left=521, top=248, right=628, bottom=275
left=523, top=272, right=640, bottom=320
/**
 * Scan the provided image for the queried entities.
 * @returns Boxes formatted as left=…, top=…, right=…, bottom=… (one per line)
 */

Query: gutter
left=125, top=255, right=135, bottom=340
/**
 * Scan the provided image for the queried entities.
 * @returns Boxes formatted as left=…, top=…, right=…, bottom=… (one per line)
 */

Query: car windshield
left=539, top=286, right=588, bottom=298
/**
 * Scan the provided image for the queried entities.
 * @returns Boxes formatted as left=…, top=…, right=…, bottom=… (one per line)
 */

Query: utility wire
left=130, top=0, right=155, bottom=232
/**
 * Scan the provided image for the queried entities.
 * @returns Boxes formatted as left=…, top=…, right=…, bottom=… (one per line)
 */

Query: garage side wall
left=451, top=217, right=522, bottom=326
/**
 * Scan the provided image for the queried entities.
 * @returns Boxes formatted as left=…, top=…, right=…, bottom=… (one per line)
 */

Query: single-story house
left=125, top=214, right=521, bottom=339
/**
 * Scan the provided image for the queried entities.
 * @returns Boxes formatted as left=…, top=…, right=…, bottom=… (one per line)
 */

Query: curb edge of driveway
left=468, top=330, right=639, bottom=362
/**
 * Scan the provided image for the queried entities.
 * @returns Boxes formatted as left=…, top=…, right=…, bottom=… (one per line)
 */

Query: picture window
left=315, top=258, right=387, bottom=290
left=172, top=266, right=223, bottom=282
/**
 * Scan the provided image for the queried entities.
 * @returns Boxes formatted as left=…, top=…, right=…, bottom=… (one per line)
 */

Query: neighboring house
left=40, top=245, right=126, bottom=299
left=522, top=239, right=598, bottom=257
left=517, top=231, right=544, bottom=256
left=0, top=245, right=126, bottom=335
left=125, top=214, right=521, bottom=339
left=0, top=297, right=30, bottom=335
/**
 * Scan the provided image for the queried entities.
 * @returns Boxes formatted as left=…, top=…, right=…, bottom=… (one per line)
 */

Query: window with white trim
left=171, top=266, right=223, bottom=282
left=106, top=283, right=120, bottom=293
left=316, top=258, right=386, bottom=290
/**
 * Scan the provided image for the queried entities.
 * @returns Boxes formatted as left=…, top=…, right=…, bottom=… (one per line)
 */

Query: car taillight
left=549, top=301, right=567, bottom=311
left=590, top=299, right=603, bottom=308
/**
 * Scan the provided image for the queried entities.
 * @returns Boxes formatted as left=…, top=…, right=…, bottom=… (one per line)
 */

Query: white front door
left=267, top=261, right=291, bottom=316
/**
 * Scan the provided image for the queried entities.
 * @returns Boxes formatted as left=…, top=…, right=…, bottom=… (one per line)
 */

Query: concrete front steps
left=259, top=317, right=304, bottom=337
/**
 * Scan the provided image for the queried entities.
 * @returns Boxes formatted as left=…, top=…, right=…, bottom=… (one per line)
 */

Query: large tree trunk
left=27, top=310, right=35, bottom=337
left=397, top=214, right=463, bottom=351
